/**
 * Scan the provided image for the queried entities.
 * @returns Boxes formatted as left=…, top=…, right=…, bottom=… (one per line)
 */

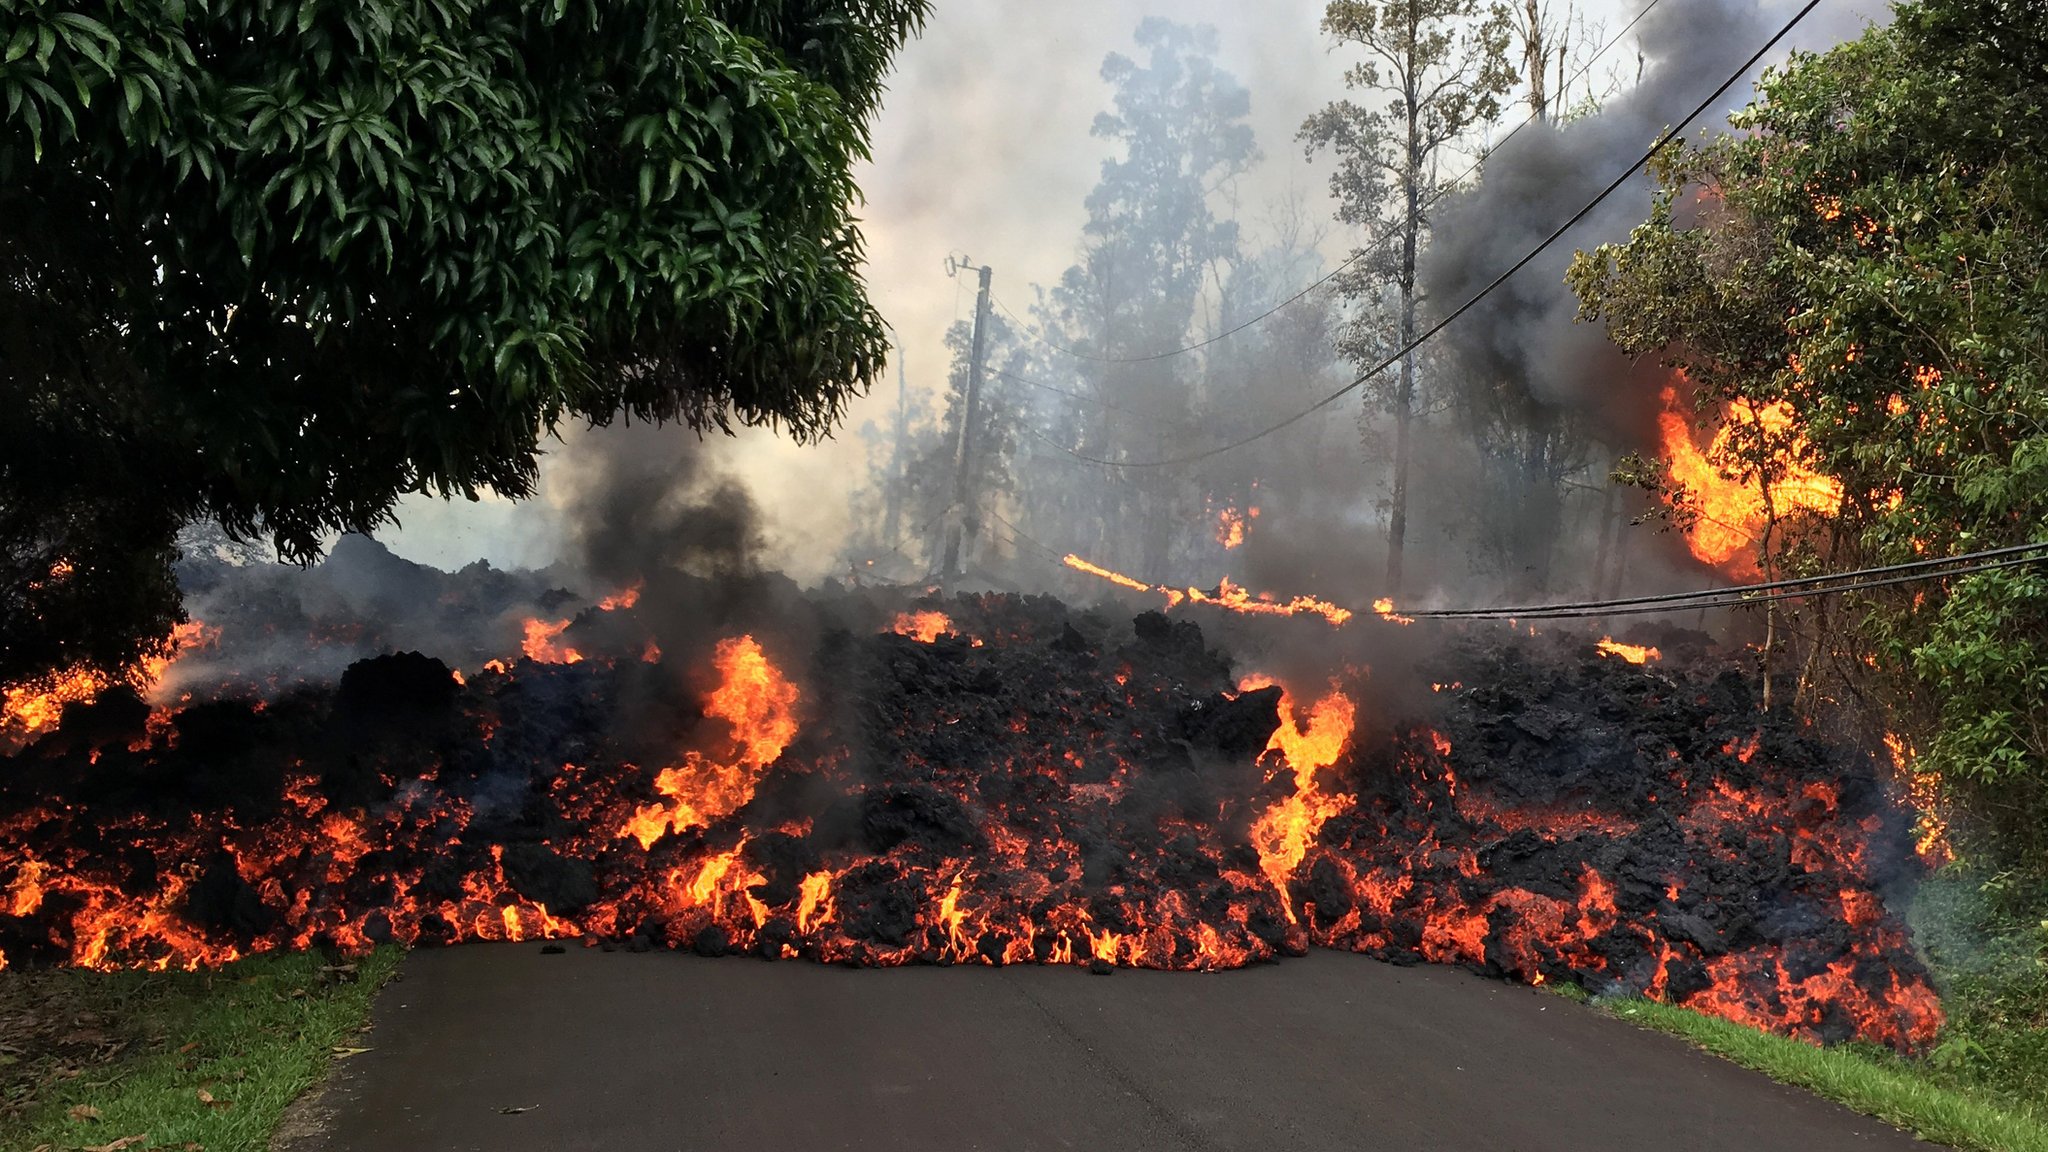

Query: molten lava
left=1, top=620, right=217, bottom=748
left=0, top=594, right=1942, bottom=1053
left=1658, top=385, right=1844, bottom=571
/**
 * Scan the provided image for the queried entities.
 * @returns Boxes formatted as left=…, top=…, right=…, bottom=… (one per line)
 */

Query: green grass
left=1, top=948, right=400, bottom=1152
left=1911, top=870, right=2048, bottom=1109
left=1593, top=993, right=2048, bottom=1152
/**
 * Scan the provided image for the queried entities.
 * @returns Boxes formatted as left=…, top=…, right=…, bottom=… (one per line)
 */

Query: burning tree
left=0, top=0, right=927, bottom=688
left=1567, top=0, right=2048, bottom=874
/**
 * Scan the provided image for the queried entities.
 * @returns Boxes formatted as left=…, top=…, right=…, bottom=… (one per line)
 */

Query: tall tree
left=0, top=0, right=926, bottom=687
left=1041, top=19, right=1258, bottom=577
left=1303, top=0, right=1515, bottom=592
left=1567, top=0, right=2048, bottom=870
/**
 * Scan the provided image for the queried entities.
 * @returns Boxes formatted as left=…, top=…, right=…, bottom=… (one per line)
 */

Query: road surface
left=286, top=945, right=1929, bottom=1151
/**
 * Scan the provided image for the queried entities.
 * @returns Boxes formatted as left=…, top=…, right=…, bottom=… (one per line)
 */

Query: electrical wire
left=1052, top=0, right=1823, bottom=470
left=1408, top=541, right=2048, bottom=618
left=991, top=0, right=1671, bottom=368
left=990, top=365, right=1146, bottom=419
left=1403, top=548, right=2048, bottom=621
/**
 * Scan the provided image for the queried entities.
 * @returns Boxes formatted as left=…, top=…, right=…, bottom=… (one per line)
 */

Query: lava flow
left=0, top=589, right=1941, bottom=1052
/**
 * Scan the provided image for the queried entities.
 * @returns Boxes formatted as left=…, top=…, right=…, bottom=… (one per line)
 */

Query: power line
left=1404, top=541, right=2048, bottom=619
left=990, top=365, right=1146, bottom=419
left=991, top=0, right=1670, bottom=369
left=1423, top=551, right=2048, bottom=621
left=1054, top=0, right=1822, bottom=470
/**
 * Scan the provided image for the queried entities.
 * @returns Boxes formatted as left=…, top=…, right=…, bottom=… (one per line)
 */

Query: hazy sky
left=379, top=0, right=1889, bottom=577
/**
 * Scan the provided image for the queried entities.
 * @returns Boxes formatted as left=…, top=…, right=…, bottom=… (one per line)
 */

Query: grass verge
left=1559, top=864, right=2048, bottom=1152
left=1, top=947, right=400, bottom=1152
left=1586, top=990, right=2048, bottom=1152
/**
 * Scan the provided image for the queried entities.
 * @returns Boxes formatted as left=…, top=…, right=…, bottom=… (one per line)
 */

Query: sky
left=376, top=0, right=1891, bottom=578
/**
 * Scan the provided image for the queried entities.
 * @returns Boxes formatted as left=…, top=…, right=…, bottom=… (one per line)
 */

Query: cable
left=1407, top=541, right=2048, bottom=618
left=1052, top=0, right=1822, bottom=470
left=991, top=261, right=1359, bottom=364
left=990, top=366, right=1147, bottom=419
left=1429, top=552, right=2048, bottom=620
left=994, top=0, right=1671, bottom=369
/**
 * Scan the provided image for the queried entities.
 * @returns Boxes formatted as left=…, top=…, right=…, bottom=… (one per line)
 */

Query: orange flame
left=1372, top=598, right=1414, bottom=626
left=1241, top=675, right=1358, bottom=922
left=2, top=620, right=217, bottom=746
left=1062, top=554, right=1154, bottom=593
left=1883, top=733, right=1950, bottom=867
left=1658, top=386, right=1843, bottom=571
left=598, top=581, right=644, bottom=612
left=1062, top=555, right=1352, bottom=628
left=1596, top=639, right=1660, bottom=664
left=621, top=636, right=801, bottom=849
left=521, top=618, right=584, bottom=665
left=890, top=611, right=955, bottom=643
left=1215, top=506, right=1259, bottom=550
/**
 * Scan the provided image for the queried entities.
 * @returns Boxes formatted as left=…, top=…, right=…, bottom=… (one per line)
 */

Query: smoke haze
left=370, top=0, right=1893, bottom=603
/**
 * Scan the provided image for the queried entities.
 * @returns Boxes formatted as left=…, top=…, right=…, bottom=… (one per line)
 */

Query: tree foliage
left=1568, top=0, right=2048, bottom=867
left=0, top=0, right=926, bottom=684
left=1040, top=18, right=1258, bottom=575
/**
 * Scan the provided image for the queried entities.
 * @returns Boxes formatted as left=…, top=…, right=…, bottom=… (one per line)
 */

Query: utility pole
left=881, top=338, right=907, bottom=550
left=939, top=255, right=993, bottom=583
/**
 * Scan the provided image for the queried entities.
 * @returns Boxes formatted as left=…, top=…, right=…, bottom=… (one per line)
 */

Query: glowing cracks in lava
left=1241, top=676, right=1359, bottom=922
left=1061, top=555, right=1353, bottom=627
left=621, top=637, right=801, bottom=850
left=1657, top=384, right=1844, bottom=571
left=2, top=620, right=217, bottom=748
left=1596, top=639, right=1661, bottom=664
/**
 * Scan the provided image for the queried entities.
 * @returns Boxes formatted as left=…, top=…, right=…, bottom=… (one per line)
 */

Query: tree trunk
left=1523, top=0, right=1549, bottom=122
left=1386, top=67, right=1423, bottom=595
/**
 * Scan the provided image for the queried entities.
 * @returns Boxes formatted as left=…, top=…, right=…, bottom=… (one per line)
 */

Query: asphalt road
left=290, top=945, right=1930, bottom=1151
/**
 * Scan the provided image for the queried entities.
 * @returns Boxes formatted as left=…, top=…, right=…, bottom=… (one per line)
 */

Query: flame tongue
left=621, top=636, right=799, bottom=850
left=1242, top=676, right=1358, bottom=921
left=1658, top=384, right=1843, bottom=572
left=1061, top=555, right=1352, bottom=627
